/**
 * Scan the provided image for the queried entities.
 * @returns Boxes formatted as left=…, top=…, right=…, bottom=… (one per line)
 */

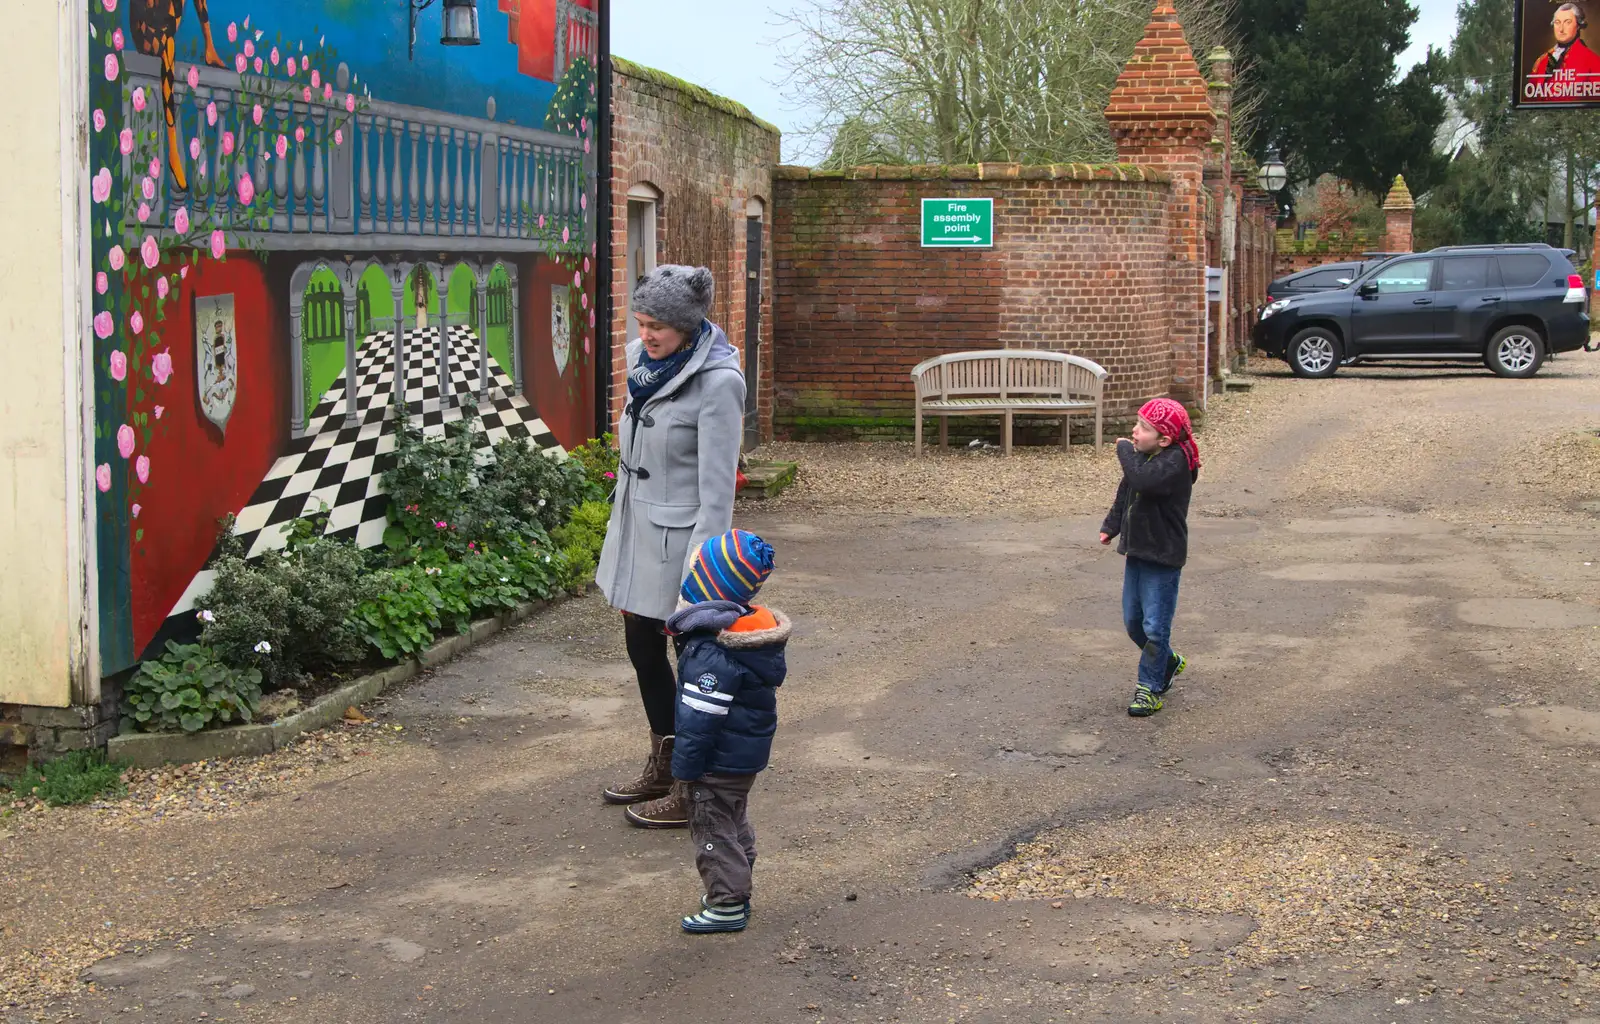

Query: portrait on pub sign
left=1516, top=0, right=1600, bottom=106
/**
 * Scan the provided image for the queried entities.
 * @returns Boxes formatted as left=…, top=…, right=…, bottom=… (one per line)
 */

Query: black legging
left=623, top=612, right=683, bottom=736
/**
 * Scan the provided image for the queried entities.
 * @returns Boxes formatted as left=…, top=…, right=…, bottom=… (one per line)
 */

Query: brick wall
left=608, top=59, right=781, bottom=441
left=771, top=164, right=1177, bottom=437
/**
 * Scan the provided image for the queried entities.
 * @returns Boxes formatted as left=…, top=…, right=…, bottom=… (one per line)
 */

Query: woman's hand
left=1099, top=532, right=1112, bottom=546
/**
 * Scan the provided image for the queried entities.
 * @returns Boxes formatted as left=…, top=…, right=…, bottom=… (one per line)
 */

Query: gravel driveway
left=7, top=355, right=1600, bottom=1023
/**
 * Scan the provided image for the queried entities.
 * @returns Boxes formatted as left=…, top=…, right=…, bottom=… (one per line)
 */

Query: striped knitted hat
left=681, top=529, right=776, bottom=606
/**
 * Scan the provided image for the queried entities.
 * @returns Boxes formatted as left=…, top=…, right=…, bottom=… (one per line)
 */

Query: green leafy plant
left=198, top=513, right=377, bottom=689
left=570, top=434, right=619, bottom=500
left=5, top=750, right=130, bottom=807
left=122, top=641, right=263, bottom=734
left=552, top=499, right=611, bottom=591
left=352, top=564, right=447, bottom=660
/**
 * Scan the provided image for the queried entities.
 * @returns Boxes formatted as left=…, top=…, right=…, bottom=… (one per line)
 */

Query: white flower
left=197, top=609, right=216, bottom=623
left=544, top=555, right=551, bottom=563
left=537, top=499, right=547, bottom=507
left=254, top=641, right=273, bottom=655
left=499, top=577, right=509, bottom=583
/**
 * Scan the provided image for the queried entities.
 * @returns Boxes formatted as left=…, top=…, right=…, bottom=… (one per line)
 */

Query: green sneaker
left=1155, top=653, right=1187, bottom=695
left=1128, top=685, right=1164, bottom=718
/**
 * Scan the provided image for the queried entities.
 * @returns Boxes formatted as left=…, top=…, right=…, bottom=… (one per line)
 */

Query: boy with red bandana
left=1099, top=398, right=1202, bottom=717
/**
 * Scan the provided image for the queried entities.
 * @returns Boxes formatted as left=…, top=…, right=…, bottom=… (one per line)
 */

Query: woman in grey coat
left=595, top=265, right=746, bottom=828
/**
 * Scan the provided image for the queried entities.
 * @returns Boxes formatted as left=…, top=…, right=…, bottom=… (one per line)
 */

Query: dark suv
left=1253, top=244, right=1591, bottom=378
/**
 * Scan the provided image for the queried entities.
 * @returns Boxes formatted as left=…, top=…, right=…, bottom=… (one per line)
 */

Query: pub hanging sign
left=1514, top=0, right=1600, bottom=108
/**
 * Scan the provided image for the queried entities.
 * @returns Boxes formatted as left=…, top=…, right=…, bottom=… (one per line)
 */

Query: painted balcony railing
left=555, top=0, right=599, bottom=79
left=122, top=53, right=588, bottom=253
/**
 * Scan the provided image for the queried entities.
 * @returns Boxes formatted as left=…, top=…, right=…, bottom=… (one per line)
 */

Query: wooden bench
left=910, top=351, right=1108, bottom=456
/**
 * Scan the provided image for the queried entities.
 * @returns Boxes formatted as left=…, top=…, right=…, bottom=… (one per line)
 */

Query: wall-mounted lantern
left=409, top=0, right=481, bottom=60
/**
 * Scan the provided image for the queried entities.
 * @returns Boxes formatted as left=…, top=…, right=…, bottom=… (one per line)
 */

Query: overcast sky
left=613, top=0, right=1463, bottom=164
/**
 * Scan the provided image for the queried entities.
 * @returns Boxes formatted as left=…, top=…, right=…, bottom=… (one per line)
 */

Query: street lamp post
left=1257, top=149, right=1288, bottom=194
left=409, top=0, right=481, bottom=60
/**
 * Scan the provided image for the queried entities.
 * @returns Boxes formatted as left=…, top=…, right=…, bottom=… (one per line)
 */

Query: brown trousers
left=688, top=773, right=757, bottom=904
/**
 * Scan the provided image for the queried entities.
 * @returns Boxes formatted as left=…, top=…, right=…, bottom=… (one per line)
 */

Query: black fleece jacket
left=1100, top=441, right=1198, bottom=569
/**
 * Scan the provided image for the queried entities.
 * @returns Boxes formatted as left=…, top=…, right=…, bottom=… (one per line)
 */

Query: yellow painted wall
left=0, top=0, right=90, bottom=707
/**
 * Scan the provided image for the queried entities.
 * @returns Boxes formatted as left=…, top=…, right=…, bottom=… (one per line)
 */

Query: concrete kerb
left=106, top=593, right=575, bottom=769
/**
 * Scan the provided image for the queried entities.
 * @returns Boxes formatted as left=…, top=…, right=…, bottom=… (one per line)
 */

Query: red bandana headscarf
left=1138, top=398, right=1201, bottom=472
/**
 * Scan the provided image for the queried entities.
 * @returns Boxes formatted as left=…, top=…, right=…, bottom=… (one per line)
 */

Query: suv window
left=1498, top=254, right=1550, bottom=288
left=1440, top=257, right=1494, bottom=291
left=1298, top=269, right=1349, bottom=288
left=1371, top=258, right=1435, bottom=294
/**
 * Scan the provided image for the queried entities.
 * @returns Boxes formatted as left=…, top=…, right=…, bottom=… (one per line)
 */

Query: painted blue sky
left=163, top=0, right=559, bottom=125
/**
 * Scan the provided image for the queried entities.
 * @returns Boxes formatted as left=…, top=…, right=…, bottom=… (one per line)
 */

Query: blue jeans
left=1122, top=557, right=1182, bottom=692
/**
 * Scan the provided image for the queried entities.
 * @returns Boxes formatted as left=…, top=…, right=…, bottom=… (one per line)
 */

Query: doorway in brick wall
left=744, top=199, right=764, bottom=450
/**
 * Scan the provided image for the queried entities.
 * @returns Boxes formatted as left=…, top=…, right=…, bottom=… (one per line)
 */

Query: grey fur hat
left=633, top=265, right=715, bottom=334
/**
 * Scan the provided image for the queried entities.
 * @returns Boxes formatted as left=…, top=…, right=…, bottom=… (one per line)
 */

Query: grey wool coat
left=595, top=326, right=746, bottom=621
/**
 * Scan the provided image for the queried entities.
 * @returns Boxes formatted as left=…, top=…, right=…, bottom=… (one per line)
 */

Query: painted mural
left=87, top=0, right=601, bottom=675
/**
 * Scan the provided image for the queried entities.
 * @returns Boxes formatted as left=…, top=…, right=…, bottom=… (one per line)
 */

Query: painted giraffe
left=129, top=0, right=227, bottom=192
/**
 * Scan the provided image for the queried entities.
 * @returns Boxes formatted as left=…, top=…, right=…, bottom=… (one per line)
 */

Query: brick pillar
left=1105, top=0, right=1218, bottom=406
left=1383, top=175, right=1415, bottom=254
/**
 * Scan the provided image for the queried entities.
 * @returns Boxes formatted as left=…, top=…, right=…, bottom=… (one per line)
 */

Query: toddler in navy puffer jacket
left=664, top=529, right=789, bottom=935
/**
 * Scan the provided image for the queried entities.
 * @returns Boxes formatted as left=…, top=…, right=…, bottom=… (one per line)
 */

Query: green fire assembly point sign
left=921, top=198, right=994, bottom=248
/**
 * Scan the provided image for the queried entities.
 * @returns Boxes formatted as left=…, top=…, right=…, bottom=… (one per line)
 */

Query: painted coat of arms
left=195, top=295, right=238, bottom=434
left=550, top=284, right=571, bottom=376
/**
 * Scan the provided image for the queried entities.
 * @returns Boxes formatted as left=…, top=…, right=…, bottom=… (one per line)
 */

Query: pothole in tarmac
left=1488, top=705, right=1600, bottom=746
left=1455, top=598, right=1600, bottom=629
left=970, top=812, right=1479, bottom=964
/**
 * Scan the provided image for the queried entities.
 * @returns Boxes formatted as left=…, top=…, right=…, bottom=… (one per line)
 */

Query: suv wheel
left=1287, top=328, right=1342, bottom=378
left=1486, top=326, right=1545, bottom=378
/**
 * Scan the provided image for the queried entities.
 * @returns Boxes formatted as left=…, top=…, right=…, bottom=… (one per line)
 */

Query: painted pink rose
left=154, top=405, right=165, bottom=419
left=287, top=56, right=297, bottom=76
left=93, top=311, right=114, bottom=339
left=104, top=54, right=119, bottom=81
left=112, top=28, right=125, bottom=51
left=207, top=101, right=218, bottom=126
left=294, top=126, right=305, bottom=144
left=323, top=83, right=333, bottom=101
left=140, top=234, right=160, bottom=269
left=584, top=138, right=590, bottom=154
left=538, top=215, right=546, bottom=229
left=221, top=131, right=234, bottom=155
left=237, top=173, right=255, bottom=207
left=95, top=272, right=108, bottom=295
left=311, top=69, right=321, bottom=89
left=227, top=21, right=237, bottom=43
left=135, top=456, right=150, bottom=484
left=91, top=168, right=111, bottom=204
left=93, top=108, right=106, bottom=132
left=252, top=103, right=263, bottom=126
left=271, top=46, right=280, bottom=66
left=254, top=57, right=263, bottom=74
left=108, top=245, right=125, bottom=271
left=234, top=53, right=247, bottom=74
left=95, top=464, right=111, bottom=493
left=303, top=87, right=312, bottom=102
left=580, top=192, right=588, bottom=210
left=136, top=202, right=150, bottom=223
left=151, top=350, right=173, bottom=385
left=589, top=309, right=596, bottom=329
left=244, top=39, right=255, bottom=58
left=275, top=134, right=288, bottom=160
left=345, top=93, right=356, bottom=113
left=141, top=176, right=155, bottom=200
left=116, top=424, right=135, bottom=459
left=189, top=137, right=201, bottom=160
left=156, top=276, right=169, bottom=300
left=187, top=65, right=200, bottom=89
left=209, top=230, right=225, bottom=259
left=132, top=87, right=146, bottom=112
left=148, top=158, right=161, bottom=179
left=129, top=309, right=144, bottom=334
left=581, top=292, right=589, bottom=310
left=334, top=129, right=343, bottom=146
left=584, top=336, right=590, bottom=354
left=562, top=226, right=570, bottom=243
left=174, top=206, right=190, bottom=234
left=573, top=270, right=581, bottom=288
left=131, top=504, right=141, bottom=519
left=179, top=266, right=189, bottom=280
left=103, top=0, right=117, bottom=9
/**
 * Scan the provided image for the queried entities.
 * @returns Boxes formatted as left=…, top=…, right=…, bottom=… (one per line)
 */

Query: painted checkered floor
left=166, top=325, right=558, bottom=621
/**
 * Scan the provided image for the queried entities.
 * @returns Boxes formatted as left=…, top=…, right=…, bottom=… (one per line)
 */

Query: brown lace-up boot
left=623, top=779, right=689, bottom=829
left=602, top=733, right=674, bottom=805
